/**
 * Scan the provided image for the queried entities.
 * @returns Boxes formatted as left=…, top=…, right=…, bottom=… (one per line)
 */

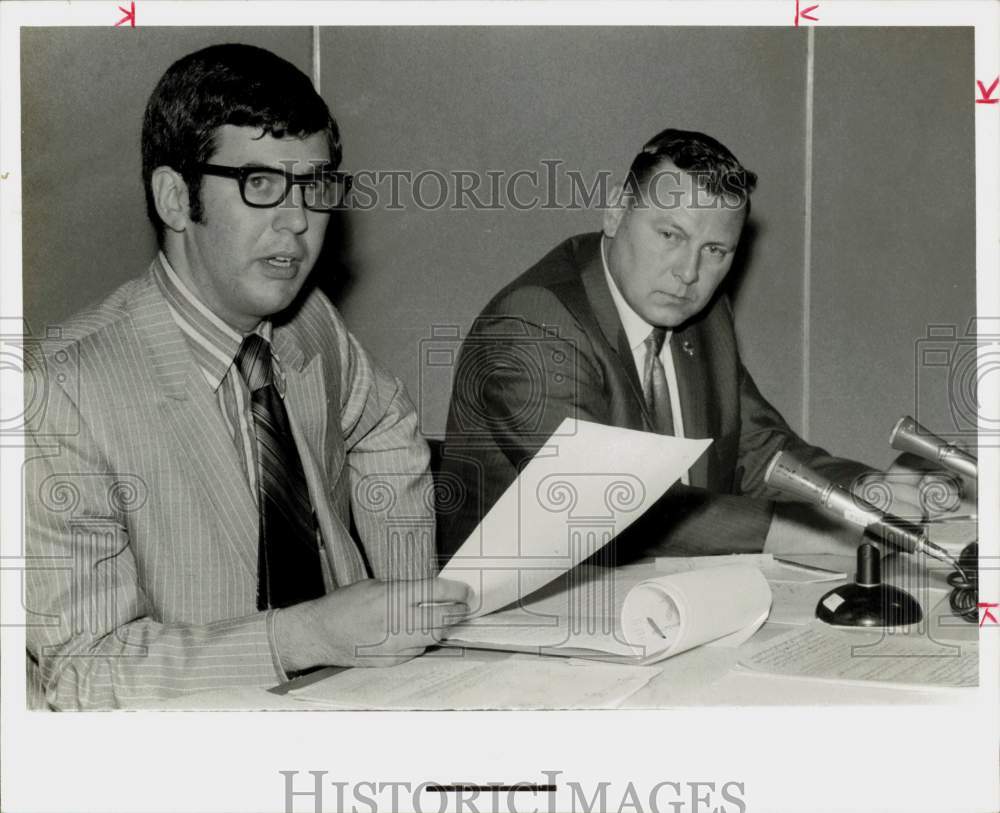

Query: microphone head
left=889, top=415, right=978, bottom=481
left=766, top=450, right=927, bottom=549
left=889, top=415, right=917, bottom=447
left=890, top=415, right=943, bottom=458
left=764, top=450, right=834, bottom=503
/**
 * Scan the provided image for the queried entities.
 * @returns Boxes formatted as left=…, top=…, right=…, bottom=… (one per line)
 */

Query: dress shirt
left=600, top=236, right=689, bottom=484
left=153, top=252, right=283, bottom=502
left=153, top=253, right=314, bottom=678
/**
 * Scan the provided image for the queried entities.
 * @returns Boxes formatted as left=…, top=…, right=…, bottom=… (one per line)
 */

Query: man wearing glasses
left=25, top=43, right=468, bottom=710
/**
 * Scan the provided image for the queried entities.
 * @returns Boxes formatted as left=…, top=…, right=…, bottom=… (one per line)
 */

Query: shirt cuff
left=265, top=608, right=290, bottom=684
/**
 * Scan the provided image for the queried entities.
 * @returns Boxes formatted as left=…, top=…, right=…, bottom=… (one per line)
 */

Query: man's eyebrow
left=654, top=216, right=689, bottom=237
left=702, top=237, right=738, bottom=251
left=235, top=162, right=284, bottom=172
left=236, top=161, right=336, bottom=174
left=654, top=213, right=739, bottom=249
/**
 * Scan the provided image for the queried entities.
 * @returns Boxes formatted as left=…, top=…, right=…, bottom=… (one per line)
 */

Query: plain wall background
left=20, top=27, right=976, bottom=467
left=20, top=26, right=314, bottom=339
left=809, top=27, right=975, bottom=458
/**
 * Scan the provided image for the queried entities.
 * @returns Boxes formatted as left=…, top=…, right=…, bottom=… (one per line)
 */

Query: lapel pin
left=681, top=340, right=695, bottom=357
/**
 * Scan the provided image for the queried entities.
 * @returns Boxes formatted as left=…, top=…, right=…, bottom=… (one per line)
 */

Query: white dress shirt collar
left=598, top=236, right=688, bottom=476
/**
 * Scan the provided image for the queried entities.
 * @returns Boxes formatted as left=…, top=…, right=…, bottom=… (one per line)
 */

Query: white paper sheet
left=650, top=554, right=843, bottom=629
left=288, top=655, right=659, bottom=709
left=765, top=582, right=838, bottom=626
left=622, top=564, right=772, bottom=656
left=440, top=419, right=711, bottom=617
left=654, top=553, right=846, bottom=583
left=444, top=564, right=656, bottom=658
left=739, top=622, right=979, bottom=688
left=444, top=562, right=772, bottom=664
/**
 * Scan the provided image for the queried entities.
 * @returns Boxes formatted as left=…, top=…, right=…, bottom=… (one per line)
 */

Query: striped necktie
left=643, top=327, right=675, bottom=435
left=235, top=334, right=326, bottom=610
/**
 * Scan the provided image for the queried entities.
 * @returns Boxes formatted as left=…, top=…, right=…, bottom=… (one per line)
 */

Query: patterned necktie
left=235, top=334, right=326, bottom=610
left=643, top=327, right=675, bottom=435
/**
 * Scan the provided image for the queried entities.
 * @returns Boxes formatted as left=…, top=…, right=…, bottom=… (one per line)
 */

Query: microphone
left=890, top=415, right=977, bottom=481
left=764, top=450, right=960, bottom=572
left=890, top=416, right=979, bottom=623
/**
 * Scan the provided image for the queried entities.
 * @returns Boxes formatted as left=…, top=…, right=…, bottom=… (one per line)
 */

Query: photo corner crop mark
left=114, top=1, right=136, bottom=28
left=794, top=0, right=820, bottom=27
left=975, top=77, right=999, bottom=105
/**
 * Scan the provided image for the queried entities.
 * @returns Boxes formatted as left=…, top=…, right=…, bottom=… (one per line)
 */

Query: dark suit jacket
left=438, top=232, right=870, bottom=559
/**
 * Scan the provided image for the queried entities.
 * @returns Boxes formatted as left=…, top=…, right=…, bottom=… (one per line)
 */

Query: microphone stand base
left=816, top=582, right=923, bottom=628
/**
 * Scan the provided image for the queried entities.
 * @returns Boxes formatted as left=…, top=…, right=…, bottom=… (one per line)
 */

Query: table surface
left=150, top=550, right=981, bottom=711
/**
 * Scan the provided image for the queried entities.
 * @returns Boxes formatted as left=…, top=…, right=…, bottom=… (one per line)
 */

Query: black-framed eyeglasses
left=199, top=163, right=353, bottom=211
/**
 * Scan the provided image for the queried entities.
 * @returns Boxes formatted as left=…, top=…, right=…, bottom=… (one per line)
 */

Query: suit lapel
left=577, top=238, right=653, bottom=431
left=130, top=272, right=259, bottom=578
left=671, top=322, right=715, bottom=488
left=275, top=326, right=367, bottom=587
left=271, top=326, right=334, bottom=494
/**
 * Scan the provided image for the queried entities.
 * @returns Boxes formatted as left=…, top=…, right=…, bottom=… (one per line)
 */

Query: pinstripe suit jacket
left=25, top=263, right=434, bottom=710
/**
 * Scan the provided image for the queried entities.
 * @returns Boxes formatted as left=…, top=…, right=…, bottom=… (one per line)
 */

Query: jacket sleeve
left=735, top=359, right=873, bottom=500
left=325, top=301, right=436, bottom=581
left=24, top=373, right=283, bottom=711
left=449, top=285, right=609, bottom=468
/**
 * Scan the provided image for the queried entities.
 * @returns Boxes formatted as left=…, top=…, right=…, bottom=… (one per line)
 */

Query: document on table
left=287, top=655, right=660, bottom=709
left=654, top=553, right=845, bottom=583
left=739, top=622, right=978, bottom=688
left=765, top=582, right=836, bottom=626
left=443, top=561, right=771, bottom=663
left=441, top=419, right=711, bottom=618
left=654, top=554, right=844, bottom=627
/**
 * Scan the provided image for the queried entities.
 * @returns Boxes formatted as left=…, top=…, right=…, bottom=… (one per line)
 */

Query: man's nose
left=670, top=246, right=700, bottom=285
left=273, top=185, right=309, bottom=233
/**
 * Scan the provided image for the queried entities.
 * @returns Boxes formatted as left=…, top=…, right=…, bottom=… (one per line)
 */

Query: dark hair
left=141, top=43, right=342, bottom=244
left=624, top=128, right=757, bottom=213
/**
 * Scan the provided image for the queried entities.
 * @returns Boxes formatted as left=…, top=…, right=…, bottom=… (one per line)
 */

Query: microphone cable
left=947, top=542, right=978, bottom=623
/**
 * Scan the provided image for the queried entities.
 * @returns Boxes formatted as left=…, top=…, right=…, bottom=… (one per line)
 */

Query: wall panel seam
left=311, top=26, right=321, bottom=93
left=801, top=26, right=816, bottom=439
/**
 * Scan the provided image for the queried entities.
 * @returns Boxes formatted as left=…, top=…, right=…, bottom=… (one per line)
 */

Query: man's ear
left=602, top=182, right=627, bottom=238
left=151, top=167, right=191, bottom=233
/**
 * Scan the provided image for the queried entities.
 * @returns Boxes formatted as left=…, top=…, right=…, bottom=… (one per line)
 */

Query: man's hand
left=273, top=577, right=471, bottom=672
left=851, top=469, right=970, bottom=523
